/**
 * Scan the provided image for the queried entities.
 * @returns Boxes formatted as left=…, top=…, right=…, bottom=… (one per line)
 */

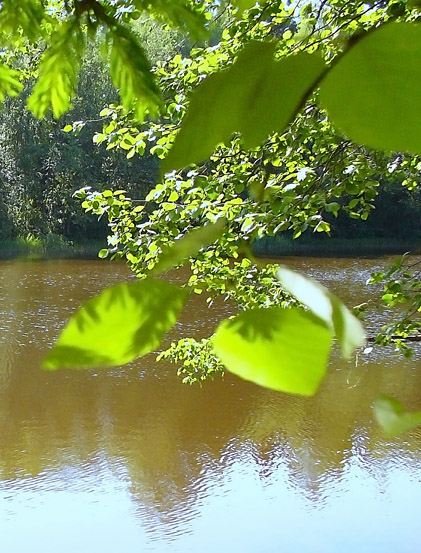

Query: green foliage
left=166, top=21, right=421, bottom=171
left=0, top=0, right=212, bottom=120
left=163, top=42, right=325, bottom=170
left=131, top=17, right=185, bottom=66
left=43, top=279, right=189, bottom=369
left=0, top=64, right=23, bottom=101
left=233, top=0, right=258, bottom=16
left=104, top=23, right=163, bottom=121
left=157, top=337, right=224, bottom=384
left=128, top=0, right=210, bottom=41
left=213, top=306, right=333, bottom=395
left=0, top=0, right=48, bottom=45
left=368, top=255, right=421, bottom=357
left=27, top=19, right=86, bottom=118
left=0, top=33, right=162, bottom=241
left=74, top=0, right=421, bottom=400
left=373, top=396, right=421, bottom=436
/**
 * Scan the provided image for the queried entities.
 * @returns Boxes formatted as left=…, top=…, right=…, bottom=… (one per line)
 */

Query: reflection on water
left=0, top=258, right=421, bottom=553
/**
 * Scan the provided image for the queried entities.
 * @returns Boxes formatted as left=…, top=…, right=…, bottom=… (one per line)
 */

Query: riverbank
left=1, top=234, right=420, bottom=261
left=0, top=236, right=106, bottom=260
left=254, top=236, right=421, bottom=258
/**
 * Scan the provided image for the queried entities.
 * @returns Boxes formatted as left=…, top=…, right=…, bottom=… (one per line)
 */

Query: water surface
left=0, top=258, right=420, bottom=553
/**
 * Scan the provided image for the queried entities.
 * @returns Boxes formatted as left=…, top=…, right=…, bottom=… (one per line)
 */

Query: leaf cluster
left=368, top=255, right=421, bottom=357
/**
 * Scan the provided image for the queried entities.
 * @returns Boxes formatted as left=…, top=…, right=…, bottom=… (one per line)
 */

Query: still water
left=0, top=258, right=420, bottom=553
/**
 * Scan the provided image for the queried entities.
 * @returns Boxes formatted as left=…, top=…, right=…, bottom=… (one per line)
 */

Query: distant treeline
left=0, top=55, right=158, bottom=244
left=256, top=181, right=421, bottom=257
left=0, top=19, right=187, bottom=245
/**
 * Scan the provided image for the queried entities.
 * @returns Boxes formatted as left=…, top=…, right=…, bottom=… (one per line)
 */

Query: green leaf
left=373, top=395, right=421, bottom=436
left=277, top=266, right=365, bottom=358
left=98, top=249, right=109, bottom=259
left=152, top=218, right=226, bottom=275
left=28, top=19, right=85, bottom=118
left=43, top=279, right=189, bottom=370
left=212, top=307, right=333, bottom=396
left=320, top=23, right=421, bottom=155
left=325, top=202, right=340, bottom=214
left=164, top=42, right=325, bottom=171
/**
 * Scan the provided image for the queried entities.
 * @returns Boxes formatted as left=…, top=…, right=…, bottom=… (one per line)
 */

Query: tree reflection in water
left=0, top=259, right=421, bottom=551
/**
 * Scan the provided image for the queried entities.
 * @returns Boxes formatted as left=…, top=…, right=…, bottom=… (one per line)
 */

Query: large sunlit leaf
left=277, top=266, right=365, bottom=358
left=164, top=42, right=325, bottom=171
left=43, top=279, right=189, bottom=370
left=373, top=396, right=421, bottom=436
left=152, top=218, right=226, bottom=274
left=320, top=22, right=421, bottom=155
left=212, top=307, right=333, bottom=396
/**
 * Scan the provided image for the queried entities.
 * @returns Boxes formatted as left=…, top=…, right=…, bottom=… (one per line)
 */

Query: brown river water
left=0, top=257, right=420, bottom=553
